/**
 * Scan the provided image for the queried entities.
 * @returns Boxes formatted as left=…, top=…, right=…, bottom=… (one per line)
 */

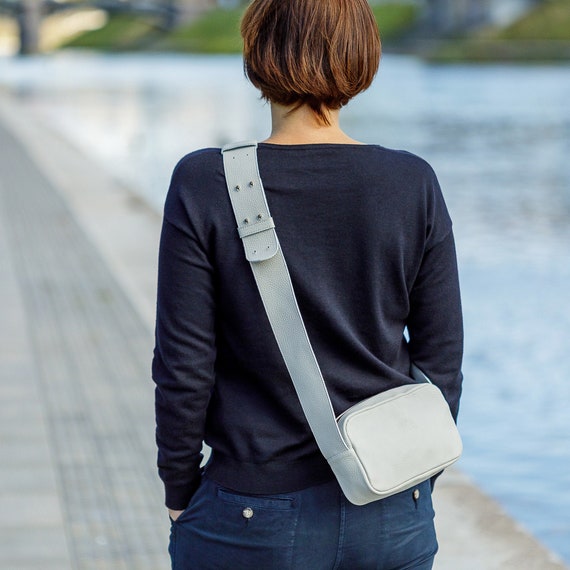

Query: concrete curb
left=0, top=93, right=567, bottom=570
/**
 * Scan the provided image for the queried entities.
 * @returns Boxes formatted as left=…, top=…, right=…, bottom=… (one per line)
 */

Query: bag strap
left=220, top=141, right=429, bottom=460
left=221, top=141, right=348, bottom=461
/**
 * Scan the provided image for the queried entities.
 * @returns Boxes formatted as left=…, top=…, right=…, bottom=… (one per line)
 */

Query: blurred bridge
left=0, top=0, right=214, bottom=55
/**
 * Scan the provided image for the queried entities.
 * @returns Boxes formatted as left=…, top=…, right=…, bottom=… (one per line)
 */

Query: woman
left=152, top=0, right=463, bottom=568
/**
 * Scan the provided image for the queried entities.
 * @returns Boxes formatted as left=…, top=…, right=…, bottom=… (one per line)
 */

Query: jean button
left=242, top=507, right=254, bottom=519
left=413, top=489, right=420, bottom=500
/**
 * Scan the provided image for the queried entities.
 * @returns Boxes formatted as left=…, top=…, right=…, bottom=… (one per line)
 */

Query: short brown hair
left=241, top=0, right=381, bottom=124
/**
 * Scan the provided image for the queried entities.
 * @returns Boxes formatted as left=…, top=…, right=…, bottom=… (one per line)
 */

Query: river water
left=1, top=52, right=569, bottom=562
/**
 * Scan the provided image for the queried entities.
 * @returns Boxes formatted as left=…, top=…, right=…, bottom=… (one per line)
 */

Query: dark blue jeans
left=169, top=476, right=437, bottom=570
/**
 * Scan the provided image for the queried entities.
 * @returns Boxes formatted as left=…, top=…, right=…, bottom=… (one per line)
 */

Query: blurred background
left=1, top=0, right=569, bottom=568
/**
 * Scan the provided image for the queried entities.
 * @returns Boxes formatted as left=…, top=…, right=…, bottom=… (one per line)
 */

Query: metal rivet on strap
left=242, top=507, right=254, bottom=519
left=249, top=181, right=254, bottom=187
left=235, top=185, right=241, bottom=191
left=243, top=218, right=250, bottom=224
left=257, top=214, right=263, bottom=220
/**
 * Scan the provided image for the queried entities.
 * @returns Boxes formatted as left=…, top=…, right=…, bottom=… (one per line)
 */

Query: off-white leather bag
left=221, top=141, right=462, bottom=505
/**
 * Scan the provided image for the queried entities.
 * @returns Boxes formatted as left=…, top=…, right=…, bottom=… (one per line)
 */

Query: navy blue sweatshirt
left=152, top=143, right=463, bottom=510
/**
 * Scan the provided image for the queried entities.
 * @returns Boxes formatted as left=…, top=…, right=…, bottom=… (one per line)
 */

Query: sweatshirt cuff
left=164, top=476, right=201, bottom=510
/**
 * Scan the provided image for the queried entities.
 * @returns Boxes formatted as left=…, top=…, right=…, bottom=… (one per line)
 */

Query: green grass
left=158, top=3, right=419, bottom=54
left=371, top=3, right=420, bottom=42
left=498, top=0, right=570, bottom=41
left=62, top=13, right=163, bottom=51
left=61, top=3, right=419, bottom=54
left=156, top=7, right=244, bottom=54
left=60, top=2, right=570, bottom=61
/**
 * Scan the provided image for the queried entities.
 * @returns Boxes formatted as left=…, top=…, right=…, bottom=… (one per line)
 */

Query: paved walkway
left=0, top=104, right=168, bottom=569
left=0, top=93, right=568, bottom=570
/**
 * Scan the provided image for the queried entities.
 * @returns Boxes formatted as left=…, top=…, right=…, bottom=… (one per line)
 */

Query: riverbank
left=423, top=39, right=570, bottom=63
left=429, top=4, right=570, bottom=62
left=61, top=3, right=420, bottom=53
left=56, top=0, right=570, bottom=63
left=1, top=88, right=569, bottom=570
left=424, top=0, right=570, bottom=62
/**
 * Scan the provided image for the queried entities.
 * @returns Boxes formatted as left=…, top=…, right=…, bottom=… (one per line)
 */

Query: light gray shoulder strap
left=221, top=141, right=348, bottom=460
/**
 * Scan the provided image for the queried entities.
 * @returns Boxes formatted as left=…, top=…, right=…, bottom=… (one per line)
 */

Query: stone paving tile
left=0, top=494, right=65, bottom=527
left=0, top=526, right=69, bottom=561
left=0, top=466, right=60, bottom=495
left=0, top=562, right=72, bottom=570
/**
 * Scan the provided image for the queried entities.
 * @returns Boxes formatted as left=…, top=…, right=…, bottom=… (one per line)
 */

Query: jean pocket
left=172, top=484, right=300, bottom=570
left=217, top=488, right=296, bottom=510
left=212, top=487, right=299, bottom=547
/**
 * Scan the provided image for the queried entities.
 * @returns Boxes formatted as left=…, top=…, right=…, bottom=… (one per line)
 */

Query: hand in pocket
left=169, top=509, right=185, bottom=522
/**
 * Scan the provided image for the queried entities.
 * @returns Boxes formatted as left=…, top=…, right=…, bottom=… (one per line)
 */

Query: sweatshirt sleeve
left=152, top=166, right=217, bottom=510
left=407, top=170, right=464, bottom=420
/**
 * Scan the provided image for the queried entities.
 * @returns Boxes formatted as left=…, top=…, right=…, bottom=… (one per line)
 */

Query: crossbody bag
left=220, top=141, right=462, bottom=506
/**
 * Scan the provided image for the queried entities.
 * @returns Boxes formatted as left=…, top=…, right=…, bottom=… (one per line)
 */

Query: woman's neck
left=263, top=103, right=363, bottom=146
